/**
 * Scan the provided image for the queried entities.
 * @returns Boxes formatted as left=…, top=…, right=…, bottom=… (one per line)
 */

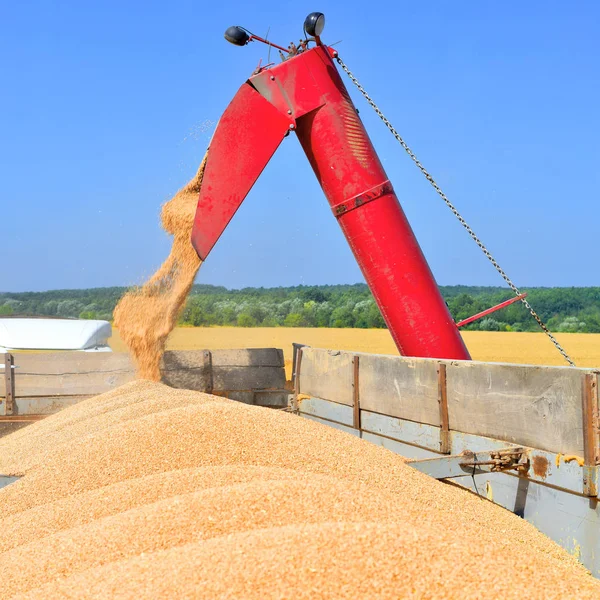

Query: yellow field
left=109, top=327, right=600, bottom=378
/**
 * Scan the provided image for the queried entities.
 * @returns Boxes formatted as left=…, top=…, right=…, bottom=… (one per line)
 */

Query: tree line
left=1, top=284, right=599, bottom=332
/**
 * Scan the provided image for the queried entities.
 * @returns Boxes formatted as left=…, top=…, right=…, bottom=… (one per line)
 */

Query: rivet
left=270, top=75, right=275, bottom=81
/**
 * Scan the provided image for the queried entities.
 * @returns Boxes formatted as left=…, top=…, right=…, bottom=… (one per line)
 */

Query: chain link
left=335, top=53, right=575, bottom=367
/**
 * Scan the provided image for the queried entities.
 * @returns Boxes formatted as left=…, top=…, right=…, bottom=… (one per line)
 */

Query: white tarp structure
left=0, top=318, right=112, bottom=353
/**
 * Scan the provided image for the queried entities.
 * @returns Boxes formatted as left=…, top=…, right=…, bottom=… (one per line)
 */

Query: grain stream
left=113, top=153, right=207, bottom=380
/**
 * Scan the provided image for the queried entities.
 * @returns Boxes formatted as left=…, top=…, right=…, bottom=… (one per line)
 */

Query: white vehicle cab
left=0, top=317, right=112, bottom=353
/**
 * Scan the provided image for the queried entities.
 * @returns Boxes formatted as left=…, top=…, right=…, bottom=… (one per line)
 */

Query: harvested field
left=0, top=381, right=599, bottom=598
left=110, top=328, right=600, bottom=378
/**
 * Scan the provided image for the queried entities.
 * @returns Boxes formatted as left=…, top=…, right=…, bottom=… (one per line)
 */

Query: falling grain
left=112, top=153, right=208, bottom=380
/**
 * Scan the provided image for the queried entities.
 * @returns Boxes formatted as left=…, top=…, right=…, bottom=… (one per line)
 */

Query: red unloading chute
left=191, top=16, right=471, bottom=361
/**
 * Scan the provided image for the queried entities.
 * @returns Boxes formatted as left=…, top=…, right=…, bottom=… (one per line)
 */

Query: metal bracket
left=331, top=181, right=394, bottom=217
left=408, top=447, right=530, bottom=480
left=290, top=345, right=304, bottom=412
left=291, top=343, right=306, bottom=386
left=203, top=350, right=213, bottom=395
left=3, top=354, right=15, bottom=416
left=352, top=355, right=360, bottom=430
left=461, top=448, right=530, bottom=474
left=437, top=363, right=450, bottom=454
left=456, top=294, right=528, bottom=328
left=582, top=372, right=599, bottom=496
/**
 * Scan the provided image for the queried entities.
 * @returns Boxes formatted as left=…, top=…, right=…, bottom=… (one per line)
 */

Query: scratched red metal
left=191, top=83, right=292, bottom=260
left=191, top=45, right=471, bottom=361
left=331, top=181, right=394, bottom=216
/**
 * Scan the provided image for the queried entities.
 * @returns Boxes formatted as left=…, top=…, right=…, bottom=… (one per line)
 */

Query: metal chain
left=335, top=53, right=575, bottom=367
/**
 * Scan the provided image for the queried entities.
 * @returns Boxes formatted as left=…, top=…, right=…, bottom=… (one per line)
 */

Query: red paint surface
left=191, top=83, right=292, bottom=260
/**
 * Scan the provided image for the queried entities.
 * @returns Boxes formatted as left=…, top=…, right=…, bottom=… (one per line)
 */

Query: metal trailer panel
left=298, top=397, right=354, bottom=426
left=361, top=410, right=442, bottom=453
left=0, top=476, right=19, bottom=490
left=300, top=413, right=360, bottom=437
left=456, top=472, right=600, bottom=573
left=361, top=431, right=439, bottom=461
left=1, top=349, right=287, bottom=416
left=298, top=395, right=592, bottom=495
left=297, top=347, right=598, bottom=457
left=297, top=396, right=600, bottom=576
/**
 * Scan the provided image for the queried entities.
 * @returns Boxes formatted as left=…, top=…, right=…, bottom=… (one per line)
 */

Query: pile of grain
left=113, top=153, right=208, bottom=380
left=0, top=381, right=598, bottom=598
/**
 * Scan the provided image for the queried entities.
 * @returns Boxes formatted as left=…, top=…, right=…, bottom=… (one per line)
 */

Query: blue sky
left=2, top=1, right=598, bottom=292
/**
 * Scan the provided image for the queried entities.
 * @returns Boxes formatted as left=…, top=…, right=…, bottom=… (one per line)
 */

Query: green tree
left=315, top=302, right=333, bottom=327
left=300, top=301, right=317, bottom=327
left=261, top=315, right=281, bottom=327
left=479, top=317, right=501, bottom=331
left=330, top=304, right=354, bottom=328
left=301, top=287, right=329, bottom=303
left=366, top=302, right=386, bottom=328
left=237, top=313, right=257, bottom=327
left=0, top=284, right=599, bottom=333
left=79, top=311, right=98, bottom=320
left=248, top=303, right=268, bottom=324
left=284, top=313, right=303, bottom=327
left=56, top=300, right=83, bottom=318
left=558, top=316, right=586, bottom=332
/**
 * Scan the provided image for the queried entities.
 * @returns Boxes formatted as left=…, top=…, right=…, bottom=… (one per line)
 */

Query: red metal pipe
left=247, top=35, right=290, bottom=54
left=292, top=48, right=469, bottom=359
left=192, top=45, right=471, bottom=361
left=456, top=293, right=528, bottom=328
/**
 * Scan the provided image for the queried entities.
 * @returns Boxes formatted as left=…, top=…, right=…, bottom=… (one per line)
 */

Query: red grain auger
left=191, top=12, right=570, bottom=367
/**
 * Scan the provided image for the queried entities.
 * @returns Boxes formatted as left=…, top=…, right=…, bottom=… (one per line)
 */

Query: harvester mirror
left=224, top=26, right=250, bottom=46
left=304, top=12, right=325, bottom=38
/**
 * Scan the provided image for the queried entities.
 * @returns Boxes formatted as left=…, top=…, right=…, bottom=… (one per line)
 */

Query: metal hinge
left=408, top=447, right=530, bottom=480
left=460, top=448, right=530, bottom=474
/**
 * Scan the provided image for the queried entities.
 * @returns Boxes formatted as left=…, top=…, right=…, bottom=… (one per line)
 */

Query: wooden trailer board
left=293, top=345, right=600, bottom=577
left=0, top=349, right=287, bottom=435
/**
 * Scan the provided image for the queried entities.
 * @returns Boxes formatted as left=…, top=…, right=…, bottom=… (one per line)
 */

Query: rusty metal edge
left=204, top=350, right=214, bottom=394
left=582, top=372, right=599, bottom=496
left=437, top=363, right=450, bottom=454
left=0, top=415, right=45, bottom=422
left=331, top=181, right=394, bottom=217
left=291, top=343, right=307, bottom=384
left=352, top=355, right=360, bottom=430
left=3, top=354, right=15, bottom=416
left=291, top=346, right=304, bottom=412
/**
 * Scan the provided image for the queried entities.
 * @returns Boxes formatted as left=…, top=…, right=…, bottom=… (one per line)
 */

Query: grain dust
left=112, top=153, right=208, bottom=380
left=0, top=381, right=599, bottom=598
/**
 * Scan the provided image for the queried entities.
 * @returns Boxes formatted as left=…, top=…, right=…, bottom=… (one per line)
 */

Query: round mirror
left=304, top=12, right=325, bottom=38
left=224, top=26, right=250, bottom=46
